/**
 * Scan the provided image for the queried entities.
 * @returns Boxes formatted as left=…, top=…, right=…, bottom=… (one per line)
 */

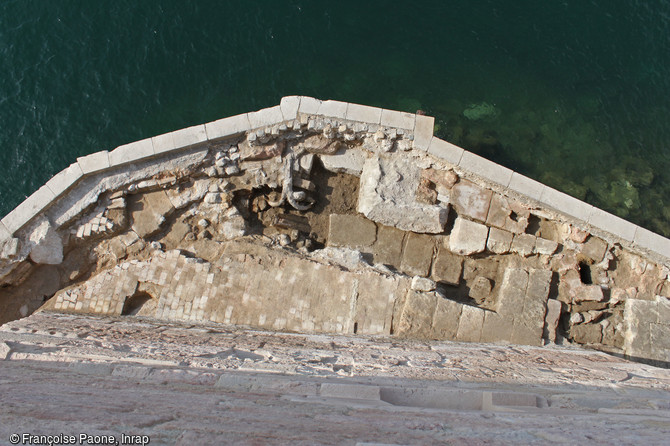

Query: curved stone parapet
left=0, top=96, right=668, bottom=367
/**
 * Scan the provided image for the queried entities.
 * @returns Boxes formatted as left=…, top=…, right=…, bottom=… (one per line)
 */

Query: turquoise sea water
left=2, top=1, right=670, bottom=235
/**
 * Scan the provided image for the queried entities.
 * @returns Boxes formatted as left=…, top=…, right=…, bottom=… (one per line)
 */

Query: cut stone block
left=411, top=276, right=436, bottom=292
left=427, top=137, right=464, bottom=165
left=45, top=162, right=84, bottom=197
left=248, top=105, right=284, bottom=129
left=76, top=150, right=110, bottom=175
left=0, top=221, right=11, bottom=242
left=507, top=172, right=546, bottom=202
left=458, top=151, right=513, bottom=187
left=486, top=227, right=513, bottom=254
left=486, top=194, right=529, bottom=233
left=511, top=233, right=536, bottom=257
left=319, top=147, right=366, bottom=176
left=432, top=244, right=463, bottom=285
left=496, top=268, right=529, bottom=318
left=394, top=290, right=437, bottom=339
left=320, top=383, right=380, bottom=400
left=400, top=232, right=435, bottom=277
left=280, top=96, right=301, bottom=121
left=451, top=179, right=493, bottom=222
left=205, top=113, right=251, bottom=140
left=413, top=114, right=435, bottom=150
left=372, top=225, right=406, bottom=268
left=327, top=214, right=377, bottom=248
left=633, top=227, right=670, bottom=259
left=316, top=100, right=348, bottom=119
left=357, top=155, right=448, bottom=233
left=380, top=109, right=416, bottom=131
left=539, top=187, right=593, bottom=222
left=152, top=131, right=176, bottom=154
left=624, top=299, right=654, bottom=359
left=511, top=318, right=544, bottom=347
left=581, top=235, right=608, bottom=262
left=109, top=138, right=155, bottom=167
left=345, top=102, right=382, bottom=124
left=172, top=124, right=207, bottom=149
left=571, top=323, right=603, bottom=345
left=535, top=238, right=558, bottom=255
left=1, top=185, right=57, bottom=234
left=432, top=298, right=463, bottom=340
left=481, top=311, right=513, bottom=343
left=297, top=96, right=322, bottom=115
left=449, top=218, right=488, bottom=256
left=587, top=207, right=637, bottom=242
left=456, top=305, right=485, bottom=343
left=544, top=299, right=563, bottom=343
left=27, top=218, right=63, bottom=265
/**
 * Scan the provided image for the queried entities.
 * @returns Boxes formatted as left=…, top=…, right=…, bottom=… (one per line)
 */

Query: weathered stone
left=486, top=194, right=529, bottom=233
left=0, top=238, right=19, bottom=260
left=357, top=156, right=448, bottom=233
left=395, top=290, right=437, bottom=338
left=129, top=190, right=175, bottom=238
left=432, top=298, right=463, bottom=340
left=574, top=284, right=605, bottom=303
left=570, top=227, right=590, bottom=243
left=456, top=305, right=485, bottom=343
left=420, top=168, right=458, bottom=195
left=451, top=179, right=493, bottom=222
left=166, top=179, right=210, bottom=209
left=400, top=232, right=435, bottom=277
left=27, top=219, right=63, bottom=265
left=411, top=276, right=436, bottom=292
left=302, top=135, right=340, bottom=155
left=544, top=300, right=563, bottom=342
left=486, top=227, right=513, bottom=254
left=449, top=218, right=488, bottom=255
left=572, top=323, right=603, bottom=344
left=535, top=238, right=558, bottom=255
left=372, top=225, right=405, bottom=268
left=327, top=214, right=377, bottom=248
left=481, top=312, right=513, bottom=344
left=416, top=178, right=438, bottom=205
left=510, top=233, right=536, bottom=257
left=319, top=147, right=366, bottom=175
left=432, top=244, right=463, bottom=285
left=581, top=236, right=608, bottom=262
left=469, top=276, right=493, bottom=301
left=240, top=140, right=285, bottom=161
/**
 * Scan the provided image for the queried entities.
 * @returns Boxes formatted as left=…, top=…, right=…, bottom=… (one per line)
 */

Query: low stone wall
left=0, top=96, right=669, bottom=366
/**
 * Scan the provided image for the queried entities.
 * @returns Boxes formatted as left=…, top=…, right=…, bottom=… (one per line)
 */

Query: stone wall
left=0, top=96, right=669, bottom=366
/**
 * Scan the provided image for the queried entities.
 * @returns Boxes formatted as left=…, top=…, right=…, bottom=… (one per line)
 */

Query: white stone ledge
left=172, top=124, right=207, bottom=150
left=380, top=109, right=415, bottom=131
left=539, top=187, right=593, bottom=222
left=316, top=100, right=348, bottom=120
left=345, top=102, right=382, bottom=125
left=633, top=226, right=670, bottom=257
left=248, top=105, right=285, bottom=129
left=508, top=172, right=546, bottom=202
left=298, top=96, right=322, bottom=115
left=77, top=151, right=110, bottom=175
left=152, top=131, right=176, bottom=155
left=45, top=162, right=84, bottom=198
left=427, top=137, right=464, bottom=165
left=458, top=151, right=513, bottom=187
left=587, top=207, right=637, bottom=242
left=109, top=138, right=155, bottom=167
left=1, top=185, right=56, bottom=234
left=280, top=96, right=301, bottom=121
left=205, top=113, right=251, bottom=141
left=0, top=221, right=11, bottom=242
left=413, top=115, right=434, bottom=151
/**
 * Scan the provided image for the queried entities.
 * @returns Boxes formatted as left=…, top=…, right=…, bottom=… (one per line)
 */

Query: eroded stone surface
left=449, top=218, right=488, bottom=255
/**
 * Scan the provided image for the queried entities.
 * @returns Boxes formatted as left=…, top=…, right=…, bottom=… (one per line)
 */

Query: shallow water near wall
left=1, top=0, right=669, bottom=236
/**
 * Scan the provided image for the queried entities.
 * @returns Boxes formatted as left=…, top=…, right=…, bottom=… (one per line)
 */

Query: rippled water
left=1, top=0, right=669, bottom=235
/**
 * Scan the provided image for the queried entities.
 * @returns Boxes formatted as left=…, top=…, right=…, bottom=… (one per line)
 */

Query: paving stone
left=427, top=137, right=464, bottom=165
left=449, top=218, right=488, bottom=256
left=345, top=102, right=382, bottom=124
left=451, top=179, right=493, bottom=222
left=432, top=298, right=463, bottom=340
left=109, top=138, right=155, bottom=167
left=76, top=150, right=111, bottom=174
left=400, top=232, right=435, bottom=277
left=413, top=114, right=435, bottom=150
left=481, top=311, right=513, bottom=344
left=327, top=214, right=377, bottom=248
left=432, top=243, right=463, bottom=285
left=458, top=151, right=513, bottom=187
left=486, top=227, right=513, bottom=254
left=510, top=233, right=536, bottom=257
left=456, top=305, right=485, bottom=343
left=205, top=113, right=251, bottom=140
left=581, top=236, right=608, bottom=262
left=372, top=225, right=406, bottom=268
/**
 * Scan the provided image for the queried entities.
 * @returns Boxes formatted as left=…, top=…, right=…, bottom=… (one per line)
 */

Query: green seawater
left=1, top=0, right=670, bottom=235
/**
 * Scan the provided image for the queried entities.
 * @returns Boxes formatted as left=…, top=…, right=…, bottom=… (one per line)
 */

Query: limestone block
left=280, top=96, right=301, bottom=121
left=451, top=179, right=493, bottom=222
left=380, top=109, right=415, bottom=131
left=481, top=312, right=513, bottom=343
left=45, top=162, right=84, bottom=197
left=511, top=233, right=536, bottom=257
left=581, top=236, right=608, bottom=262
left=573, top=284, right=605, bottom=303
left=319, top=147, right=366, bottom=175
left=486, top=194, right=529, bottom=233
left=76, top=150, right=111, bottom=174
left=486, top=227, right=513, bottom=254
left=28, top=218, right=63, bottom=265
left=400, top=232, right=435, bottom=277
left=297, top=96, right=322, bottom=115
left=432, top=298, right=463, bottom=340
left=624, top=299, right=654, bottom=358
left=507, top=172, right=545, bottom=202
left=327, top=214, right=377, bottom=248
left=345, top=102, right=382, bottom=124
left=205, top=113, right=251, bottom=141
left=248, top=105, right=284, bottom=129
left=109, top=138, right=155, bottom=167
left=527, top=269, right=553, bottom=301
left=413, top=114, right=435, bottom=150
left=544, top=299, right=563, bottom=343
left=357, top=156, right=448, bottom=233
left=172, top=124, right=207, bottom=149
left=535, top=238, right=558, bottom=255
left=320, top=383, right=380, bottom=400
left=496, top=268, right=529, bottom=317
left=469, top=276, right=493, bottom=301
left=634, top=227, right=670, bottom=259
left=458, top=151, right=513, bottom=187
left=166, top=178, right=210, bottom=209
left=427, top=137, right=464, bottom=165
left=571, top=323, right=603, bottom=345
left=456, top=305, right=485, bottom=343
left=315, top=100, right=348, bottom=120
left=1, top=185, right=57, bottom=234
left=372, top=225, right=405, bottom=268
left=0, top=222, right=11, bottom=243
left=511, top=318, right=544, bottom=346
left=129, top=190, right=175, bottom=238
left=587, top=207, right=637, bottom=242
left=432, top=244, right=463, bottom=285
left=394, top=290, right=437, bottom=339
left=539, top=186, right=593, bottom=222
left=411, top=276, right=436, bottom=291
left=449, top=218, right=488, bottom=256
left=152, top=131, right=176, bottom=154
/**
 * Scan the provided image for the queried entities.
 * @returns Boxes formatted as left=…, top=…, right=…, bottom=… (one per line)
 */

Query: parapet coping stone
left=1, top=95, right=668, bottom=262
